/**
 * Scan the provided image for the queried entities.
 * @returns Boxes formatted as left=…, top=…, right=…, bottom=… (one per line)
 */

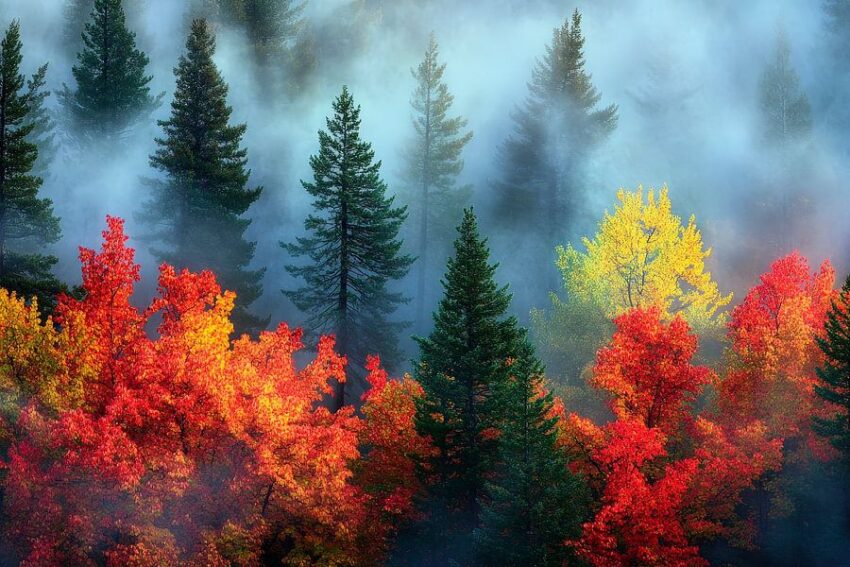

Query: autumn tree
left=562, top=307, right=783, bottom=564
left=1, top=215, right=425, bottom=565
left=555, top=185, right=731, bottom=327
left=284, top=86, right=413, bottom=409
left=719, top=252, right=835, bottom=454
left=402, top=34, right=473, bottom=331
left=0, top=21, right=62, bottom=310
left=142, top=19, right=266, bottom=335
left=495, top=9, right=617, bottom=304
left=594, top=307, right=712, bottom=435
left=412, top=208, right=532, bottom=563
left=474, top=344, right=588, bottom=566
left=60, top=0, right=162, bottom=144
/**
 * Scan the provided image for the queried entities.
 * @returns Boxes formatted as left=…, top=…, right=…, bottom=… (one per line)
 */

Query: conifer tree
left=474, top=344, right=587, bottom=566
left=142, top=19, right=266, bottom=334
left=284, top=86, right=412, bottom=411
left=814, top=274, right=850, bottom=458
left=23, top=64, right=57, bottom=179
left=759, top=30, right=811, bottom=147
left=62, top=0, right=95, bottom=53
left=495, top=9, right=616, bottom=306
left=0, top=21, right=62, bottom=309
left=60, top=0, right=162, bottom=144
left=413, top=208, right=531, bottom=563
left=403, top=34, right=472, bottom=332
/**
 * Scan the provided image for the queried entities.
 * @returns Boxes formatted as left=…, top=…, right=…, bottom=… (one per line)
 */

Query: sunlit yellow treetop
left=556, top=185, right=732, bottom=327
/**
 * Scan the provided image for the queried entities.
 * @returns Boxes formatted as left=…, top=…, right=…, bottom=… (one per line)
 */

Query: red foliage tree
left=719, top=252, right=836, bottom=458
left=1, top=217, right=429, bottom=566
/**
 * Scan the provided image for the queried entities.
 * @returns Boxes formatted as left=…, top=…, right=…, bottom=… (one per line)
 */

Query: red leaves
left=0, top=217, right=428, bottom=565
left=720, top=252, right=836, bottom=457
left=567, top=306, right=786, bottom=565
left=594, top=307, right=712, bottom=433
left=576, top=420, right=705, bottom=567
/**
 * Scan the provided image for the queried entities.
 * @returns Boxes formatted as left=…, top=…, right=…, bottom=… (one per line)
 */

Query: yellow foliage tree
left=0, top=290, right=85, bottom=444
left=556, top=185, right=731, bottom=327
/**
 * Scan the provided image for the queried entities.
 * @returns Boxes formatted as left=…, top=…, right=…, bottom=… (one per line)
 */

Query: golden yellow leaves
left=557, top=185, right=732, bottom=328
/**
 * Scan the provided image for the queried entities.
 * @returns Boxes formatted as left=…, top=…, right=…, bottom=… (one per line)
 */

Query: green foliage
left=0, top=21, right=62, bottom=311
left=531, top=292, right=612, bottom=387
left=402, top=34, right=473, bottom=331
left=474, top=346, right=588, bottom=566
left=413, top=209, right=531, bottom=562
left=23, top=63, right=57, bottom=179
left=141, top=19, right=266, bottom=335
left=60, top=0, right=162, bottom=144
left=284, top=86, right=412, bottom=408
left=814, top=274, right=850, bottom=457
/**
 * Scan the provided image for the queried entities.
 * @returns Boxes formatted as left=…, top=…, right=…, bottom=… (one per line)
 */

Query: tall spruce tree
left=141, top=19, right=266, bottom=334
left=813, top=274, right=850, bottom=458
left=60, top=0, right=161, bottom=144
left=494, top=9, right=616, bottom=308
left=759, top=30, right=811, bottom=147
left=412, top=208, right=532, bottom=564
left=473, top=343, right=587, bottom=566
left=403, top=34, right=472, bottom=333
left=0, top=22, right=62, bottom=309
left=284, top=86, right=412, bottom=411
left=23, top=64, right=57, bottom=179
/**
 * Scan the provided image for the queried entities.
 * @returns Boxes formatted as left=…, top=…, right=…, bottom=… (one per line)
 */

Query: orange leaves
left=720, top=252, right=836, bottom=456
left=0, top=217, right=427, bottom=566
left=593, top=307, right=712, bottom=433
left=355, top=356, right=434, bottom=554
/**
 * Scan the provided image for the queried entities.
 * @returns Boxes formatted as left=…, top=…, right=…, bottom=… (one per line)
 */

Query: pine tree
left=60, top=0, right=162, bottom=144
left=141, top=19, right=266, bottom=334
left=284, top=86, right=411, bottom=410
left=413, top=208, right=531, bottom=563
left=0, top=22, right=62, bottom=309
left=759, top=30, right=811, bottom=147
left=62, top=0, right=95, bottom=54
left=494, top=9, right=616, bottom=307
left=474, top=344, right=587, bottom=566
left=813, top=274, right=850, bottom=458
left=403, top=34, right=472, bottom=333
left=23, top=64, right=57, bottom=179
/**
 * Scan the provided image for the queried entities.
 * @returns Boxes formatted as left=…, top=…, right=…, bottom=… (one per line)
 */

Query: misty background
left=1, top=0, right=847, bottom=367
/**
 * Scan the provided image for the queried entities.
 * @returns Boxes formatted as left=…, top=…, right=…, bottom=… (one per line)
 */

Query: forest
left=1, top=0, right=850, bottom=565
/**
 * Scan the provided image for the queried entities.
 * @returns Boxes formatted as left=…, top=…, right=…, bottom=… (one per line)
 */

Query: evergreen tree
left=141, top=19, right=266, bottom=334
left=412, top=208, right=531, bottom=564
left=759, top=30, right=811, bottom=147
left=494, top=9, right=616, bottom=308
left=60, top=0, right=162, bottom=144
left=474, top=344, right=587, bottom=566
left=23, top=64, right=57, bottom=179
left=813, top=274, right=850, bottom=458
left=0, top=22, right=62, bottom=309
left=62, top=0, right=95, bottom=54
left=284, top=86, right=412, bottom=411
left=403, top=34, right=472, bottom=333
left=756, top=31, right=813, bottom=255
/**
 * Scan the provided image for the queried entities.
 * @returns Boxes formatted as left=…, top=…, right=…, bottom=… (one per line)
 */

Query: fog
left=2, top=0, right=847, bottom=339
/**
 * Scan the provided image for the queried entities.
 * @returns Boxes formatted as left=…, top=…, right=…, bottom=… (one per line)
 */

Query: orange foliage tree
left=0, top=217, right=430, bottom=566
left=719, top=252, right=836, bottom=458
